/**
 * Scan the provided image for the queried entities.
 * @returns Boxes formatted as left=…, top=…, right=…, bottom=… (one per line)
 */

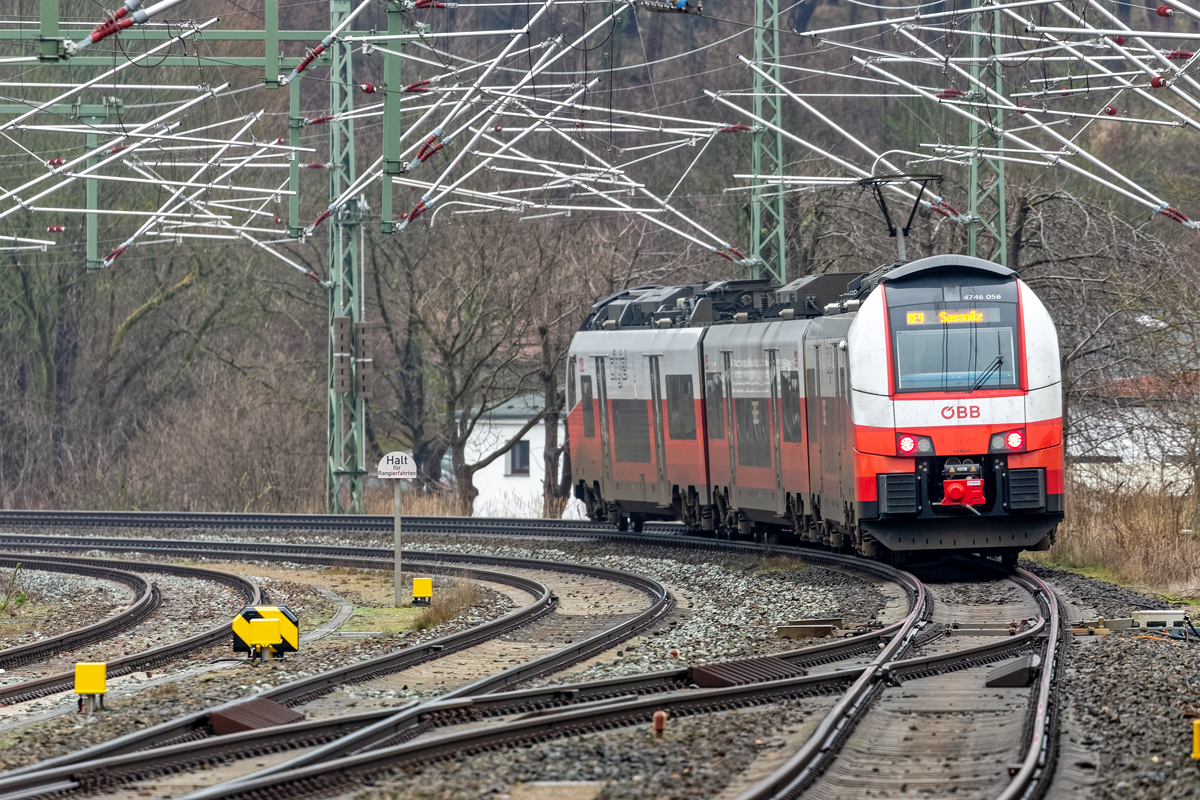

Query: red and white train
left=566, top=255, right=1064, bottom=565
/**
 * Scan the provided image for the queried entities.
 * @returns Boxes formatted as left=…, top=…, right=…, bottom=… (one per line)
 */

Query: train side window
left=705, top=372, right=725, bottom=439
left=781, top=370, right=803, bottom=443
left=666, top=375, right=697, bottom=440
left=611, top=399, right=652, bottom=462
left=580, top=376, right=595, bottom=438
left=566, top=358, right=576, bottom=411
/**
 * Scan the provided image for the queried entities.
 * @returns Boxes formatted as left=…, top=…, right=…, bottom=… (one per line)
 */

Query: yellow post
left=412, top=577, right=433, bottom=605
left=74, top=663, right=106, bottom=694
left=1193, top=719, right=1200, bottom=760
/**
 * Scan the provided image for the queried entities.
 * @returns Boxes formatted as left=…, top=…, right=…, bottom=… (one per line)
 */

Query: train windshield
left=886, top=277, right=1021, bottom=393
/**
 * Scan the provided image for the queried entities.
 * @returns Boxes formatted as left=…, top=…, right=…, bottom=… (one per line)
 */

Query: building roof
left=477, top=393, right=547, bottom=420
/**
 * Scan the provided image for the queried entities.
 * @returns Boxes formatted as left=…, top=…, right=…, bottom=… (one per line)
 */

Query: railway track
left=0, top=523, right=1065, bottom=800
left=0, top=557, right=158, bottom=672
left=0, top=538, right=675, bottom=796
left=0, top=509, right=680, bottom=535
left=0, top=557, right=260, bottom=705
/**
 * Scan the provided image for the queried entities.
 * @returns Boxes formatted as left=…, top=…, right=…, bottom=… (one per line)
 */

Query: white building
left=464, top=394, right=567, bottom=517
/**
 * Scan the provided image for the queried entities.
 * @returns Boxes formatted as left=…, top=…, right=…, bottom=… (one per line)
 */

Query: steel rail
left=0, top=557, right=158, bottom=671
left=0, top=509, right=680, bottom=534
left=0, top=530, right=914, bottom=800
left=738, top=561, right=1061, bottom=800
left=0, top=557, right=260, bottom=705
left=183, top=561, right=1062, bottom=800
left=995, top=568, right=1064, bottom=800
left=0, top=545, right=669, bottom=793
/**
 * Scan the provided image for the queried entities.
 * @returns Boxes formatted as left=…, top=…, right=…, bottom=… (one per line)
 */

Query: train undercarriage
left=576, top=480, right=1054, bottom=570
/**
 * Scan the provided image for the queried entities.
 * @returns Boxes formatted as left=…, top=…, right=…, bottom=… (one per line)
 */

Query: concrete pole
left=394, top=479, right=403, bottom=606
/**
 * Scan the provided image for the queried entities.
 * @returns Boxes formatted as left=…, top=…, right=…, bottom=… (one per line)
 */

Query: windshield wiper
left=967, top=352, right=1003, bottom=394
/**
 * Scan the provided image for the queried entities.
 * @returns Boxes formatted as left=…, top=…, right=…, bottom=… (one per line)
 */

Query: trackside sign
left=377, top=451, right=417, bottom=479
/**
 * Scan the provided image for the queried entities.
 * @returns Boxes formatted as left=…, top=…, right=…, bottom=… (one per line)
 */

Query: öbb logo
left=941, top=405, right=981, bottom=420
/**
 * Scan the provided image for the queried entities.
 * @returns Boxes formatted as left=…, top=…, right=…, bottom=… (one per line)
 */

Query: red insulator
left=46, top=158, right=65, bottom=166
left=715, top=250, right=734, bottom=262
left=274, top=216, right=283, bottom=224
left=1167, top=50, right=1195, bottom=59
left=405, top=201, right=428, bottom=222
left=1018, top=104, right=1028, bottom=114
left=418, top=143, right=443, bottom=163
left=295, top=44, right=325, bottom=76
left=1151, top=76, right=1168, bottom=88
left=1102, top=105, right=1117, bottom=116
left=493, top=126, right=502, bottom=132
left=360, top=82, right=376, bottom=94
left=1060, top=86, right=1071, bottom=96
left=304, top=270, right=322, bottom=283
left=935, top=87, right=963, bottom=99
left=719, top=124, right=752, bottom=133
left=274, top=137, right=285, bottom=144
left=1111, top=35, right=1126, bottom=45
left=310, top=208, right=334, bottom=231
left=110, top=145, right=129, bottom=153
left=1161, top=206, right=1190, bottom=223
left=405, top=80, right=431, bottom=93
left=105, top=244, right=127, bottom=263
left=46, top=225, right=66, bottom=233
left=307, top=115, right=334, bottom=126
left=1157, top=4, right=1174, bottom=15
left=305, top=162, right=327, bottom=169
left=729, top=246, right=746, bottom=260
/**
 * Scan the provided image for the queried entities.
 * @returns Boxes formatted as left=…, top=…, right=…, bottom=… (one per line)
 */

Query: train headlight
left=990, top=428, right=1026, bottom=453
left=897, top=433, right=934, bottom=456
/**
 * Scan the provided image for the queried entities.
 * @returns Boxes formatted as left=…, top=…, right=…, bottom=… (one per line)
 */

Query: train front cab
left=850, top=256, right=1065, bottom=561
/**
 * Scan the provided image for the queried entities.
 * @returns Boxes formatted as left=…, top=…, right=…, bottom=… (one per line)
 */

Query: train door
left=722, top=351, right=737, bottom=502
left=594, top=356, right=613, bottom=493
left=805, top=340, right=823, bottom=502
left=822, top=342, right=840, bottom=498
left=647, top=355, right=670, bottom=507
left=768, top=349, right=785, bottom=514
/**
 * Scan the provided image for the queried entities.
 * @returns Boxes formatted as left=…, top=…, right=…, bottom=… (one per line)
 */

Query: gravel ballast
left=347, top=700, right=830, bottom=800
left=0, top=567, right=133, bottom=648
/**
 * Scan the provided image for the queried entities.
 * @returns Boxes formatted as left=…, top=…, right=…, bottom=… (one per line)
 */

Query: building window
left=508, top=440, right=531, bottom=476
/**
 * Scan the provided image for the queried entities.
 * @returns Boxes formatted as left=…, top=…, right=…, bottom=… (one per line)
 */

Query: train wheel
left=1000, top=549, right=1019, bottom=570
left=631, top=514, right=645, bottom=533
left=617, top=514, right=629, bottom=532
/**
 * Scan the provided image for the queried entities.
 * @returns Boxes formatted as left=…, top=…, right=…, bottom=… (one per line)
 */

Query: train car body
left=566, top=256, right=1064, bottom=562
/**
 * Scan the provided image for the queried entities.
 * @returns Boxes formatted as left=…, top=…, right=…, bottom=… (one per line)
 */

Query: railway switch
left=412, top=578, right=433, bottom=606
left=75, top=662, right=106, bottom=714
left=233, top=606, right=299, bottom=661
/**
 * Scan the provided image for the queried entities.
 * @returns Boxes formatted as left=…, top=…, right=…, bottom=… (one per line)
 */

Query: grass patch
left=341, top=606, right=423, bottom=632
left=753, top=556, right=811, bottom=575
left=1043, top=480, right=1200, bottom=599
left=413, top=577, right=482, bottom=631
